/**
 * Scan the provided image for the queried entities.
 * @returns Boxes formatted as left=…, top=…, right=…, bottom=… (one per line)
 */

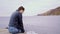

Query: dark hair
left=17, top=6, right=25, bottom=11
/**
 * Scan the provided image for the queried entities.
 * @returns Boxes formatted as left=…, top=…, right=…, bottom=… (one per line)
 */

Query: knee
left=8, top=27, right=18, bottom=33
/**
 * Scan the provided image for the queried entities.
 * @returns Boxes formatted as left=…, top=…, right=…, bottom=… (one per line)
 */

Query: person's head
left=17, top=6, right=25, bottom=13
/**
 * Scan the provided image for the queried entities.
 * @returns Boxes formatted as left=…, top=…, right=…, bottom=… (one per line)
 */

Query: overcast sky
left=0, top=0, right=60, bottom=16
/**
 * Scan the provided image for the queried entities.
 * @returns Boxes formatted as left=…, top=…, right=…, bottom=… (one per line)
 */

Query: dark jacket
left=9, top=10, right=25, bottom=32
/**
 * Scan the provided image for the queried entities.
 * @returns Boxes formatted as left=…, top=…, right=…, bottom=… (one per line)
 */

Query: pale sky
left=0, top=0, right=60, bottom=16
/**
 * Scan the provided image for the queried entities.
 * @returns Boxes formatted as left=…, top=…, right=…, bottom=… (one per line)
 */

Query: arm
left=18, top=14, right=25, bottom=32
left=18, top=14, right=23, bottom=27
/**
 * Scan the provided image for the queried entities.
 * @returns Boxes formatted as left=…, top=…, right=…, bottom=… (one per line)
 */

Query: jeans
left=8, top=27, right=21, bottom=34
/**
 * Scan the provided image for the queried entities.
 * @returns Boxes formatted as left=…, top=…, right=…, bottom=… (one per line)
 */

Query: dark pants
left=8, top=27, right=21, bottom=34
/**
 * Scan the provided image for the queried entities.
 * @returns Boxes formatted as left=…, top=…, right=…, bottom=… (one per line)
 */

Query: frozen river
left=0, top=16, right=60, bottom=34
